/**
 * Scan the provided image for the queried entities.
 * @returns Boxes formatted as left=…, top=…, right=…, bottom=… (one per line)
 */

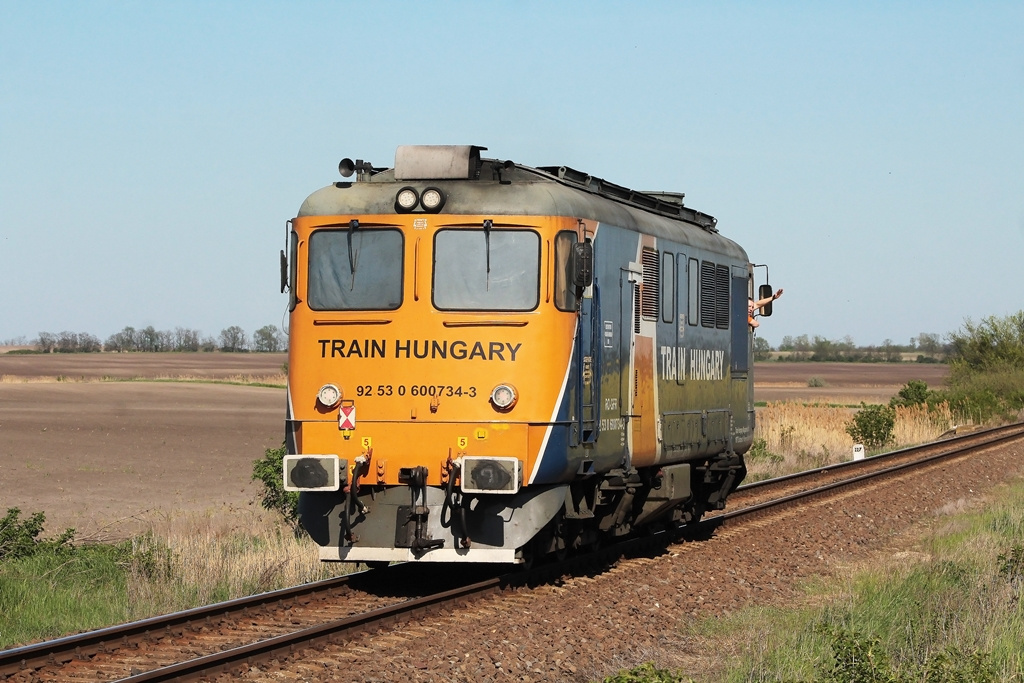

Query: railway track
left=724, top=422, right=1024, bottom=512
left=4, top=422, right=1022, bottom=682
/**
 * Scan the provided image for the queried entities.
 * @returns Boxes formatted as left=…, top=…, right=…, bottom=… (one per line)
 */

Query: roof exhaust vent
left=395, top=145, right=486, bottom=180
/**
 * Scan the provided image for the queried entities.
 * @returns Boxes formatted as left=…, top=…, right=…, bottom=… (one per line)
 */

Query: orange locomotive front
left=285, top=209, right=584, bottom=563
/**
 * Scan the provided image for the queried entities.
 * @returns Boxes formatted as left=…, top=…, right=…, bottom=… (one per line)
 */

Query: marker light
left=317, top=384, right=342, bottom=408
left=489, top=384, right=518, bottom=411
left=420, top=187, right=446, bottom=212
left=396, top=187, right=419, bottom=212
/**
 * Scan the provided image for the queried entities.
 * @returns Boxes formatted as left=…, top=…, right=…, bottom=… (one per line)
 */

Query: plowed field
left=1, top=352, right=286, bottom=537
left=753, top=361, right=949, bottom=403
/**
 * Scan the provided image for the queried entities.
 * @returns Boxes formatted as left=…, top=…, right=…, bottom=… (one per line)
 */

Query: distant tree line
left=28, top=325, right=287, bottom=354
left=0, top=336, right=29, bottom=346
left=755, top=332, right=950, bottom=363
left=881, top=311, right=1024, bottom=424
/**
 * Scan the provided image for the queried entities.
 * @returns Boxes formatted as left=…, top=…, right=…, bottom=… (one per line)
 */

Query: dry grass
left=753, top=402, right=856, bottom=476
left=123, top=506, right=348, bottom=619
left=751, top=401, right=970, bottom=480
left=892, top=402, right=959, bottom=445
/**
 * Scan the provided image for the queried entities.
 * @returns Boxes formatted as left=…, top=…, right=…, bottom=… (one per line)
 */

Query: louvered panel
left=641, top=248, right=659, bottom=320
left=700, top=260, right=716, bottom=328
left=715, top=264, right=730, bottom=329
left=634, top=283, right=641, bottom=333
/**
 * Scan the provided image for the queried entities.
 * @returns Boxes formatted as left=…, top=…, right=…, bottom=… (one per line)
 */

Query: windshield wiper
left=483, top=219, right=492, bottom=290
left=347, top=219, right=360, bottom=289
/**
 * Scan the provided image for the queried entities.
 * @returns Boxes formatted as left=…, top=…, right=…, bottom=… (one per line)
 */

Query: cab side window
left=687, top=258, right=699, bottom=326
left=661, top=252, right=674, bottom=323
left=554, top=231, right=578, bottom=311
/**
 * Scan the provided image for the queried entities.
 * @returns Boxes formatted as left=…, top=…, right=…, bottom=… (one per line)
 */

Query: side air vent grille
left=641, top=248, right=659, bottom=321
left=699, top=261, right=732, bottom=330
left=700, top=261, right=716, bottom=328
left=715, top=264, right=730, bottom=330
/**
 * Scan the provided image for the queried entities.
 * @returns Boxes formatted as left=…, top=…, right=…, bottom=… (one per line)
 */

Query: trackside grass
left=0, top=508, right=349, bottom=649
left=0, top=543, right=132, bottom=646
left=687, top=479, right=1024, bottom=682
left=747, top=401, right=966, bottom=481
left=122, top=510, right=348, bottom=617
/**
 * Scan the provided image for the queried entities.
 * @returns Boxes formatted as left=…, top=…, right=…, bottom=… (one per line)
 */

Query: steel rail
left=0, top=571, right=359, bottom=678
left=118, top=577, right=505, bottom=682
left=716, top=423, right=1024, bottom=524
left=733, top=422, right=1024, bottom=495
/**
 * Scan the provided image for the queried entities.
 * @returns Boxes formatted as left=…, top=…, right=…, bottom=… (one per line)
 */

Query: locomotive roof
left=297, top=146, right=748, bottom=261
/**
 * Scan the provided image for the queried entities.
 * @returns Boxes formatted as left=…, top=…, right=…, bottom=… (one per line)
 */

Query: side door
left=618, top=263, right=641, bottom=469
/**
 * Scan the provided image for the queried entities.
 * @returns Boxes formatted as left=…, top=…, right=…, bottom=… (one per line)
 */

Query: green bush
left=889, top=380, right=930, bottom=408
left=937, top=365, right=1024, bottom=423
left=846, top=404, right=895, bottom=450
left=748, top=437, right=784, bottom=464
left=817, top=627, right=996, bottom=683
left=601, top=662, right=692, bottom=683
left=252, top=444, right=300, bottom=529
left=937, top=311, right=1024, bottom=422
left=948, top=312, right=1024, bottom=374
left=816, top=626, right=896, bottom=683
left=0, top=508, right=75, bottom=562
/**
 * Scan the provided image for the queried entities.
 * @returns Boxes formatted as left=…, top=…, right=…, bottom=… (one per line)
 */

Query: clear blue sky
left=2, top=2, right=1022, bottom=348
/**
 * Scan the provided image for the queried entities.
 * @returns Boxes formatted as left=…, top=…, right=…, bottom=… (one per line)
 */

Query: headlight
left=420, top=187, right=446, bottom=212
left=395, top=187, right=419, bottom=212
left=489, top=383, right=518, bottom=411
left=317, top=383, right=342, bottom=408
left=283, top=455, right=345, bottom=492
left=460, top=456, right=520, bottom=494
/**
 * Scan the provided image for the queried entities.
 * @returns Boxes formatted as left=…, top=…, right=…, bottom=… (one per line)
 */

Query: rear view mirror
left=280, top=250, right=288, bottom=294
left=571, top=241, right=594, bottom=290
left=758, top=283, right=773, bottom=317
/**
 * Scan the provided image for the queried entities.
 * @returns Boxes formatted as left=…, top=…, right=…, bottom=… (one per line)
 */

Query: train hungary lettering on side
left=659, top=346, right=726, bottom=381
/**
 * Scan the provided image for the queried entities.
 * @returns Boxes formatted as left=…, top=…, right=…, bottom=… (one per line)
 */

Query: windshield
left=307, top=228, right=403, bottom=310
left=433, top=228, right=540, bottom=311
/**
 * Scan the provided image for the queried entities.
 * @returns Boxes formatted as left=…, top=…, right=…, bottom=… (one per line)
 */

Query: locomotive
left=281, top=145, right=763, bottom=564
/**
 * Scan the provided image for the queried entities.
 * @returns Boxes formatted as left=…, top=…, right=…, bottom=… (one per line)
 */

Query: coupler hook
left=398, top=466, right=444, bottom=552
